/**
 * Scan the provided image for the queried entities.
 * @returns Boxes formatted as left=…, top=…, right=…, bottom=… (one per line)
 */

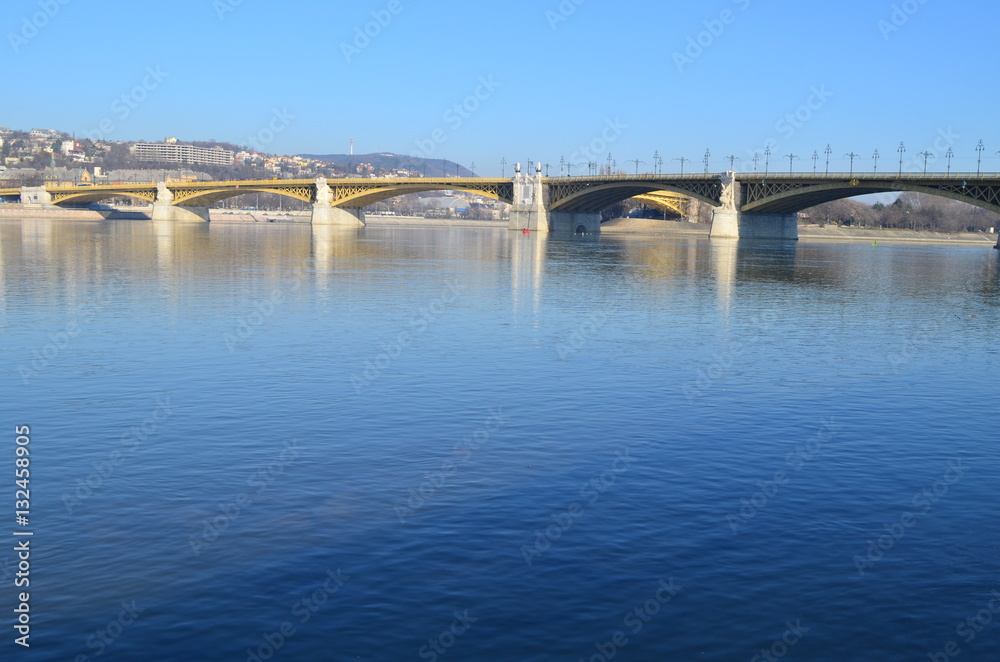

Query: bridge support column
left=508, top=163, right=549, bottom=232
left=709, top=173, right=798, bottom=240
left=548, top=211, right=601, bottom=234
left=151, top=182, right=210, bottom=222
left=312, top=177, right=365, bottom=226
left=20, top=186, right=53, bottom=208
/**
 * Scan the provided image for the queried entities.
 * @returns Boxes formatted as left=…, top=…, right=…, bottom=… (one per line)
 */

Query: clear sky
left=2, top=0, right=997, bottom=175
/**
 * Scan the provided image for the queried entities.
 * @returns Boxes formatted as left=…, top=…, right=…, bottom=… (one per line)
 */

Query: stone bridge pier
left=151, top=183, right=210, bottom=222
left=311, top=177, right=365, bottom=226
left=507, top=164, right=601, bottom=234
left=709, top=173, right=798, bottom=240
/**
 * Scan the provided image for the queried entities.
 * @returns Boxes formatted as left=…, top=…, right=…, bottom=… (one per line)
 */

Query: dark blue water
left=2, top=219, right=999, bottom=661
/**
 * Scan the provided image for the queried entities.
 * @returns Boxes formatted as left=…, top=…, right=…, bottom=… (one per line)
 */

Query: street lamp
left=764, top=147, right=771, bottom=176
left=725, top=154, right=741, bottom=171
left=897, top=141, right=905, bottom=176
left=653, top=150, right=660, bottom=175
left=628, top=159, right=644, bottom=175
left=976, top=139, right=985, bottom=175
left=703, top=149, right=711, bottom=174
left=872, top=149, right=880, bottom=173
left=607, top=153, right=612, bottom=175
left=945, top=148, right=953, bottom=174
left=673, top=156, right=689, bottom=175
left=845, top=152, right=860, bottom=177
left=543, top=163, right=551, bottom=177
left=811, top=150, right=819, bottom=173
left=917, top=151, right=931, bottom=175
left=501, top=157, right=506, bottom=177
left=559, top=156, right=565, bottom=176
left=824, top=144, right=832, bottom=175
left=752, top=152, right=760, bottom=172
left=784, top=153, right=798, bottom=174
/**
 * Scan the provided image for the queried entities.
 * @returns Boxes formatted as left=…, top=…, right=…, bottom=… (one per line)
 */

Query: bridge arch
left=52, top=189, right=157, bottom=206
left=741, top=178, right=1000, bottom=215
left=546, top=179, right=720, bottom=213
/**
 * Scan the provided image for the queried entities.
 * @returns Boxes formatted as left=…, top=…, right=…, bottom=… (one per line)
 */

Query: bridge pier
left=20, top=186, right=54, bottom=208
left=709, top=173, right=798, bottom=240
left=548, top=211, right=602, bottom=234
left=508, top=163, right=549, bottom=232
left=151, top=182, right=210, bottom=222
left=312, top=177, right=365, bottom=226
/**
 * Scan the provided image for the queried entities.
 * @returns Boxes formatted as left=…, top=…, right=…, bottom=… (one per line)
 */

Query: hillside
left=300, top=153, right=475, bottom=177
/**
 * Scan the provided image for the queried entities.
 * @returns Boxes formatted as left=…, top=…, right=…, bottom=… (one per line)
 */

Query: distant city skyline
left=2, top=0, right=997, bottom=175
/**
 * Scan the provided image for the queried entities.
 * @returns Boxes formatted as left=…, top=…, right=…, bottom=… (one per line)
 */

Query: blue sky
left=2, top=0, right=996, bottom=175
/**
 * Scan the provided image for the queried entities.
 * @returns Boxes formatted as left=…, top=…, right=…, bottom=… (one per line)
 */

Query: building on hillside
left=131, top=142, right=235, bottom=167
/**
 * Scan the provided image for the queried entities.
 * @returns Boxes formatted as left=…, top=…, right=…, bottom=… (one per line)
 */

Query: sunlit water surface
left=2, top=219, right=999, bottom=661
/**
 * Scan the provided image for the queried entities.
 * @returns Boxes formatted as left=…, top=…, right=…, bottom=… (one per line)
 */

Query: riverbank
left=601, top=217, right=999, bottom=245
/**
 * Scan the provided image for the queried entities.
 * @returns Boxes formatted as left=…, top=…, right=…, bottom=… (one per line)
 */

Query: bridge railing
left=735, top=171, right=1000, bottom=180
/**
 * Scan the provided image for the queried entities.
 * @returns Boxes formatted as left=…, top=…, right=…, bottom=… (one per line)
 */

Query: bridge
left=3, top=166, right=1000, bottom=246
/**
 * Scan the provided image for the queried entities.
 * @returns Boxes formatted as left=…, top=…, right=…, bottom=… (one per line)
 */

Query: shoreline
left=2, top=205, right=996, bottom=246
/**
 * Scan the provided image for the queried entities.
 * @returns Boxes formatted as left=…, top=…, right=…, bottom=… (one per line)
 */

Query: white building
left=131, top=143, right=235, bottom=167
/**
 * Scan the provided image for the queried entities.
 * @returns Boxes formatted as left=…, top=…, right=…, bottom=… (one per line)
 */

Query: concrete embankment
left=601, top=217, right=998, bottom=245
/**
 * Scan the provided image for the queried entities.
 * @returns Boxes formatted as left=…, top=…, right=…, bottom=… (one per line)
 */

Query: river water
left=2, top=219, right=999, bottom=661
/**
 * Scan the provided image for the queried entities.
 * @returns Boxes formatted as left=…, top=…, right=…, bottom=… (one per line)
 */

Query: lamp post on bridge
left=607, top=153, right=612, bottom=176
left=543, top=163, right=551, bottom=177
left=824, top=144, right=832, bottom=175
left=946, top=148, right=953, bottom=175
left=872, top=149, right=880, bottom=173
left=653, top=151, right=662, bottom=175
left=917, top=151, right=931, bottom=175
left=764, top=147, right=771, bottom=177
left=628, top=159, right=644, bottom=175
left=725, top=155, right=741, bottom=171
left=673, top=157, right=689, bottom=175
left=897, top=141, right=905, bottom=176
left=812, top=150, right=818, bottom=173
left=845, top=152, right=860, bottom=177
left=501, top=157, right=506, bottom=177
left=976, top=139, right=985, bottom=176
left=752, top=152, right=760, bottom=172
left=703, top=149, right=711, bottom=174
left=784, top=153, right=798, bottom=174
